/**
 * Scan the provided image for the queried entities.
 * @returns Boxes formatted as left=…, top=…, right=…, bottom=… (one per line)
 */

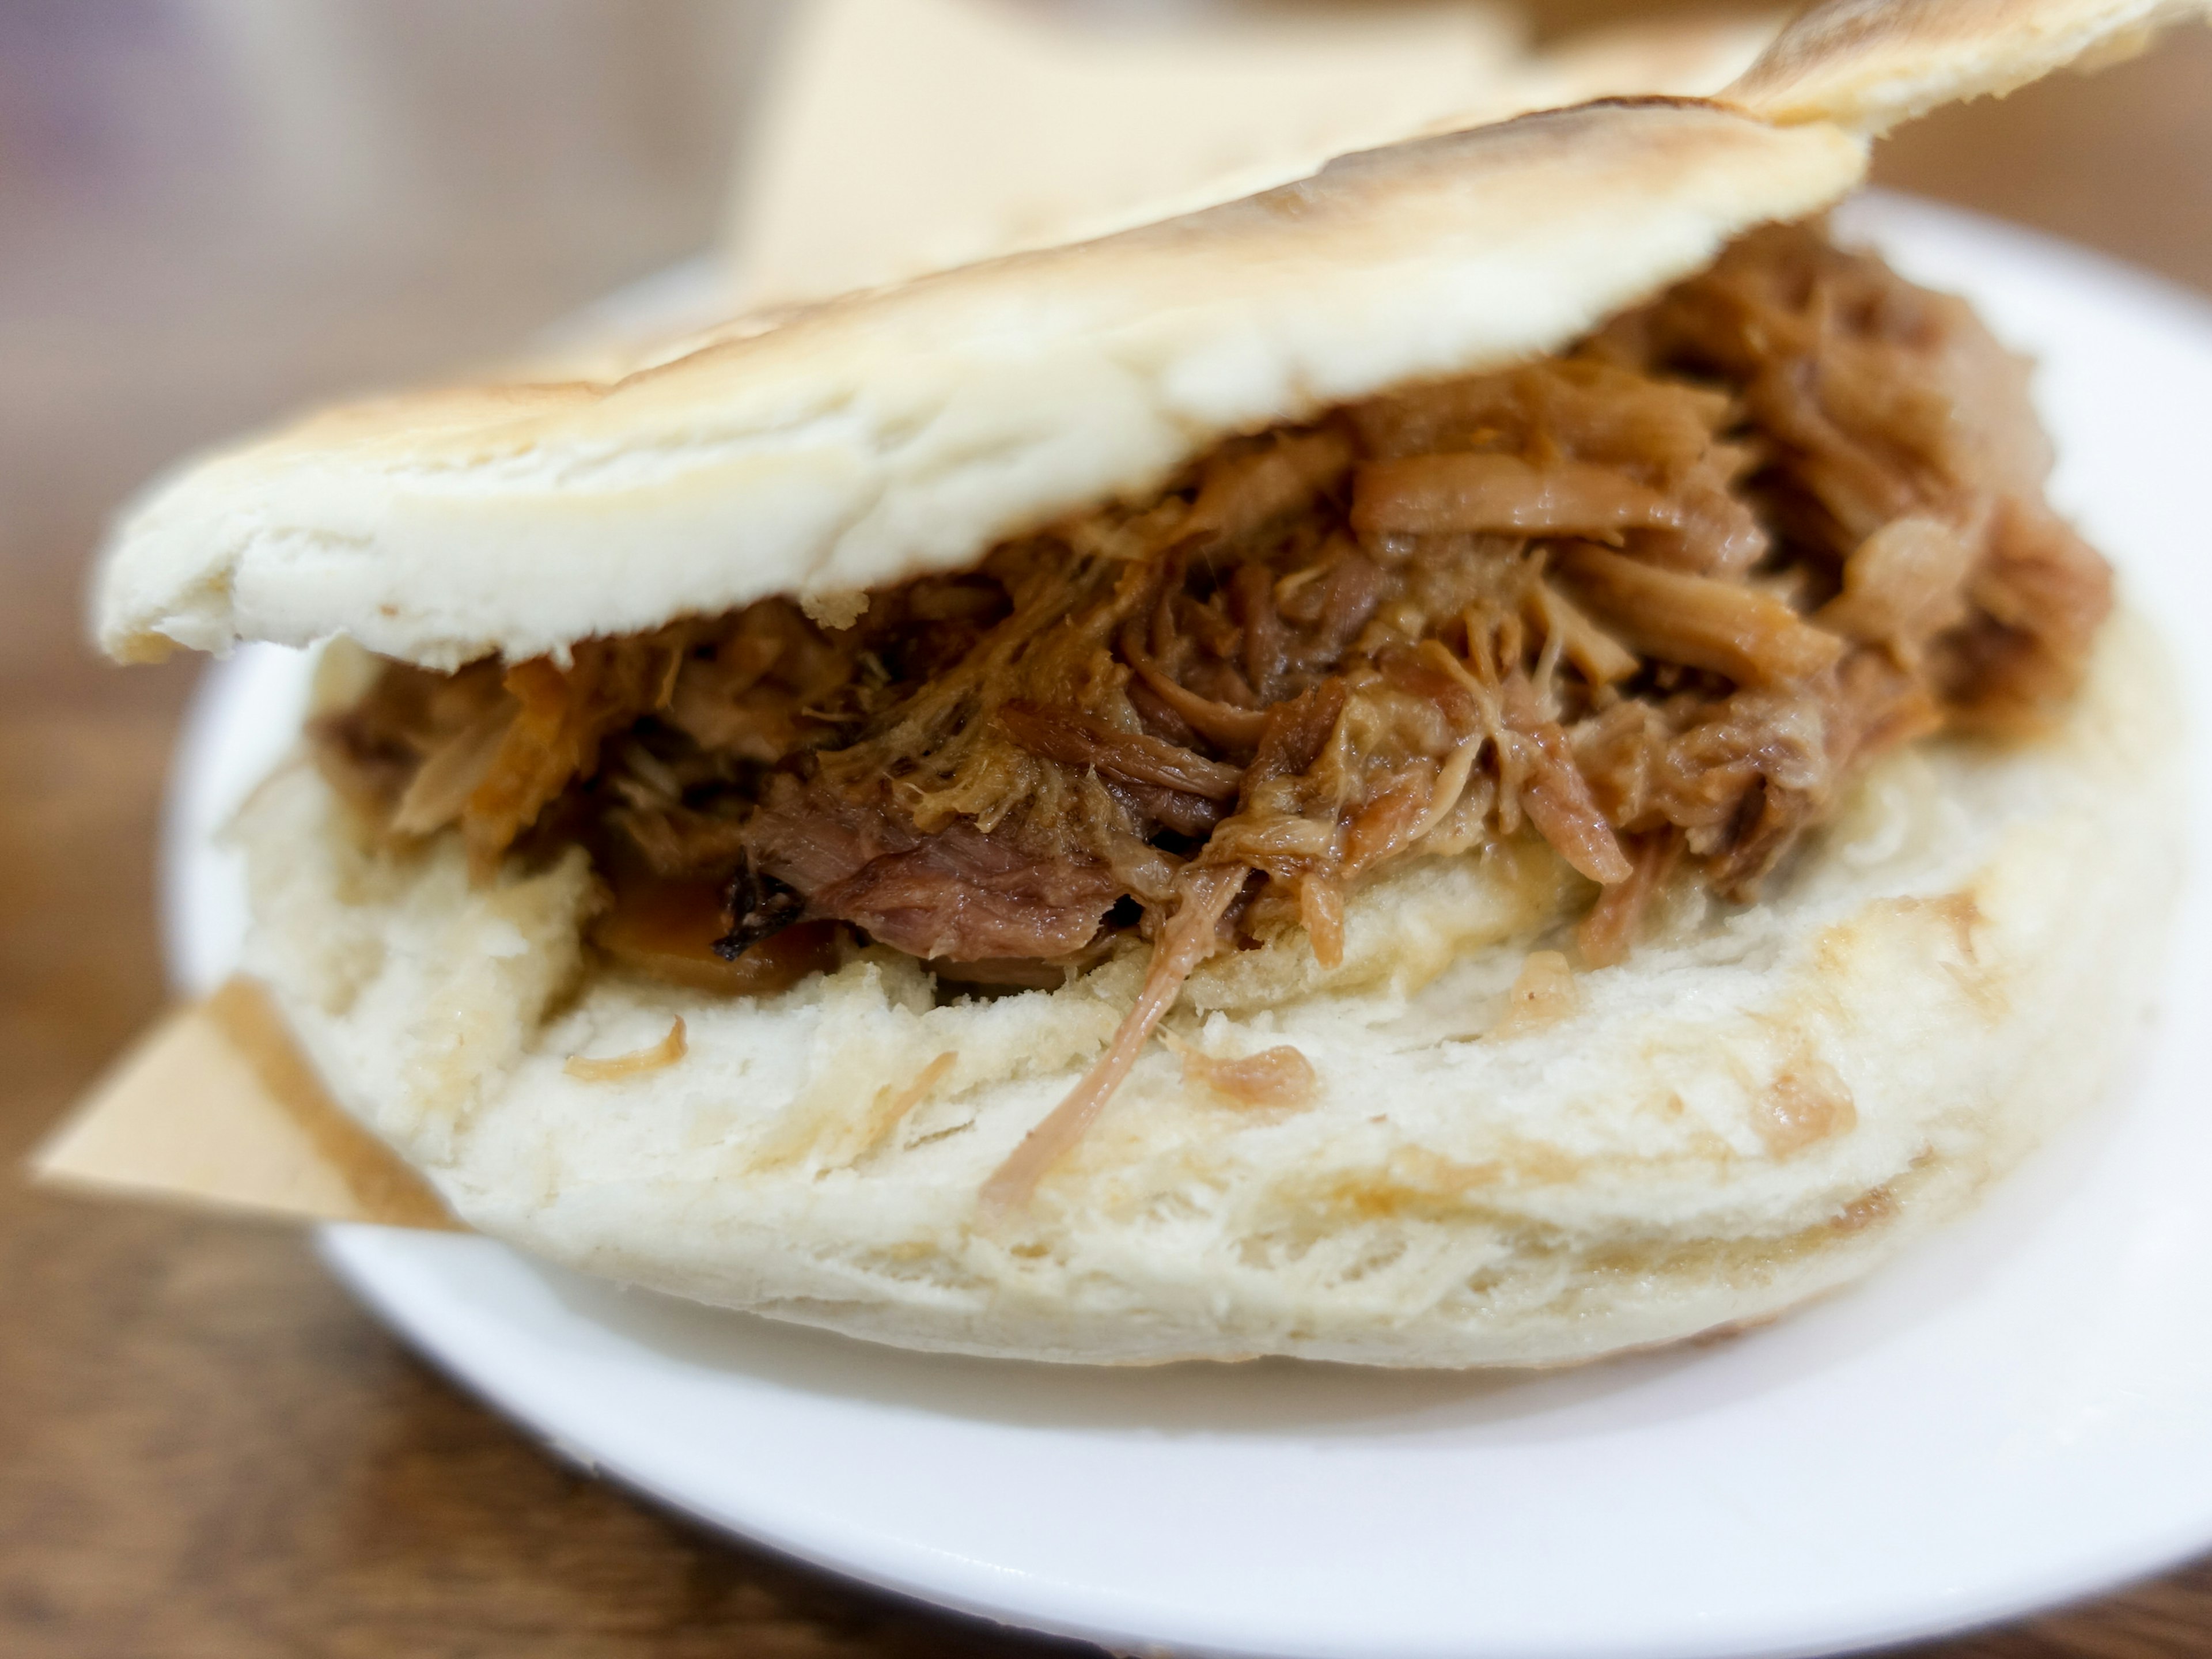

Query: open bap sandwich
left=94, top=0, right=2199, bottom=1365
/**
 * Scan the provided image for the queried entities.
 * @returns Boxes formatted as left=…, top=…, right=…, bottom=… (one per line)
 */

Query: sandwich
left=93, top=0, right=2196, bottom=1366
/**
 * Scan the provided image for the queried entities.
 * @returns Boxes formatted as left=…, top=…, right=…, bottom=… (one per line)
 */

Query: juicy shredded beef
left=316, top=222, right=2112, bottom=1172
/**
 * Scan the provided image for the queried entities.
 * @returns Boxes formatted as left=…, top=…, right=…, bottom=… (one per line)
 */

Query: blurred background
left=5, top=3, right=2211, bottom=1655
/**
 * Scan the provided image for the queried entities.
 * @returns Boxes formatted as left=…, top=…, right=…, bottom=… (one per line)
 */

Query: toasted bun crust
left=232, top=614, right=2181, bottom=1365
left=1727, top=0, right=2211, bottom=132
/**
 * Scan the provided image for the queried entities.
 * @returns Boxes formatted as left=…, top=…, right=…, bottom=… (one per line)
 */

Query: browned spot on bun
left=1757, top=1057, right=1857, bottom=1157
left=1892, top=890, right=1983, bottom=962
left=1324, top=1142, right=1589, bottom=1222
left=1831, top=1185, right=1897, bottom=1233
left=1891, top=889, right=2006, bottom=1018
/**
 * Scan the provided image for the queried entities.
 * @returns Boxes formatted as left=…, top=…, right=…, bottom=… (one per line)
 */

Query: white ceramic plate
left=161, top=196, right=2212, bottom=1659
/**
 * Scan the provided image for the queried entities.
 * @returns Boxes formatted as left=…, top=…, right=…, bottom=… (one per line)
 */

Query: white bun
left=1726, top=0, right=2212, bottom=132
left=232, top=613, right=2182, bottom=1366
left=90, top=0, right=2202, bottom=671
left=93, top=99, right=1861, bottom=669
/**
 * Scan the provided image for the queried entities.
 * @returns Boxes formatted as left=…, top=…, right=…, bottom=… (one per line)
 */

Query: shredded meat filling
left=314, top=222, right=2112, bottom=1195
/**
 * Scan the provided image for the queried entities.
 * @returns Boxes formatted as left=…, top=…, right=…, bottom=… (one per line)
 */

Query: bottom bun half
left=236, top=609, right=2185, bottom=1367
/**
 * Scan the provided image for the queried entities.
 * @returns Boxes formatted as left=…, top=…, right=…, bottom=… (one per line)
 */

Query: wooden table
left=4, top=9, right=2208, bottom=1655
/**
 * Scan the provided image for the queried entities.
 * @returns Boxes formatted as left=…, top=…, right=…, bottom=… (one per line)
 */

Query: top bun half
left=92, top=0, right=2205, bottom=672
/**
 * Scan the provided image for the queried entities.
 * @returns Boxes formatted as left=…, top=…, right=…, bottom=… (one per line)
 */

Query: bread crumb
left=800, top=588, right=869, bottom=629
left=1497, top=950, right=1576, bottom=1035
left=1168, top=1033, right=1317, bottom=1108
